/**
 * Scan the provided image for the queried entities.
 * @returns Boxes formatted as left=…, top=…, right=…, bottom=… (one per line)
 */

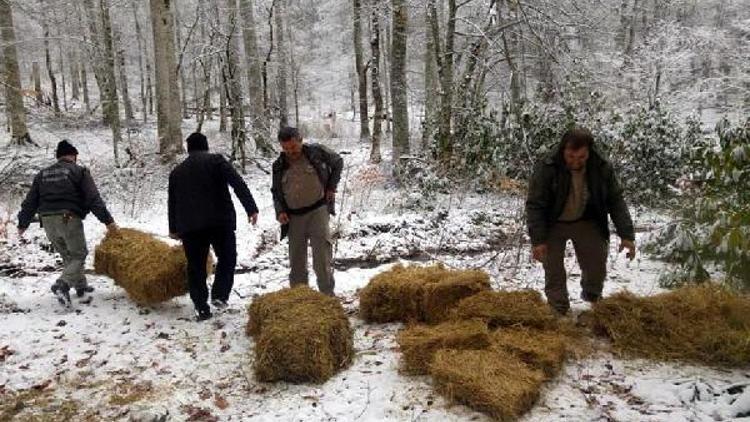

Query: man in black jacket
left=526, top=128, right=636, bottom=315
left=17, top=140, right=118, bottom=307
left=168, top=133, right=259, bottom=321
left=271, top=127, right=343, bottom=296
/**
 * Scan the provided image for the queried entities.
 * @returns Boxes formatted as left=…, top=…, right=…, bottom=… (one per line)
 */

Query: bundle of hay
left=452, top=290, right=557, bottom=329
left=430, top=348, right=544, bottom=421
left=248, top=286, right=353, bottom=383
left=359, top=264, right=490, bottom=323
left=397, top=320, right=490, bottom=375
left=490, top=328, right=567, bottom=378
left=94, top=228, right=210, bottom=305
left=422, top=271, right=491, bottom=323
left=588, top=284, right=750, bottom=367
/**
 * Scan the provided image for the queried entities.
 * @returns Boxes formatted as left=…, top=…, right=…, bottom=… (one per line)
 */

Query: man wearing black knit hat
left=168, top=132, right=259, bottom=321
left=17, top=139, right=119, bottom=308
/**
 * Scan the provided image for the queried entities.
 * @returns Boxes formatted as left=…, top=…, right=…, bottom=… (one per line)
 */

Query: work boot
left=211, top=299, right=228, bottom=310
left=195, top=308, right=212, bottom=322
left=76, top=286, right=95, bottom=298
left=51, top=281, right=72, bottom=308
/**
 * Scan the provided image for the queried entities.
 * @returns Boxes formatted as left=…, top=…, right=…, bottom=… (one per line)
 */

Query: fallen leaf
left=214, top=394, right=229, bottom=410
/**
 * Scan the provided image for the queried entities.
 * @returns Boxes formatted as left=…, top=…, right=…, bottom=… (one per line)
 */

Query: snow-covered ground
left=1, top=120, right=749, bottom=421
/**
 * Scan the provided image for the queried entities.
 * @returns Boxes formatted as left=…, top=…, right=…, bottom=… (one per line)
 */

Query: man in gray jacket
left=18, top=140, right=118, bottom=307
left=271, top=127, right=343, bottom=296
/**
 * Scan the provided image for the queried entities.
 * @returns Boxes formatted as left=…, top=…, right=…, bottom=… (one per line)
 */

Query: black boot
left=51, top=281, right=72, bottom=308
left=195, top=308, right=212, bottom=322
left=75, top=286, right=95, bottom=298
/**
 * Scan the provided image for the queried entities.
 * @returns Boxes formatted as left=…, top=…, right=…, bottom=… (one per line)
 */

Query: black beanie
left=186, top=132, right=209, bottom=152
left=55, top=140, right=78, bottom=158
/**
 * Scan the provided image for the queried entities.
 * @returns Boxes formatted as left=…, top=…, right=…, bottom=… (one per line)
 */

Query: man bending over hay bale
left=169, top=133, right=259, bottom=321
left=359, top=264, right=490, bottom=323
left=18, top=140, right=119, bottom=308
left=95, top=228, right=212, bottom=305
left=248, top=286, right=353, bottom=383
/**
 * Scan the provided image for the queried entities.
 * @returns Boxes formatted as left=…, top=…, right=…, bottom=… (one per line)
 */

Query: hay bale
left=589, top=284, right=750, bottom=367
left=359, top=264, right=492, bottom=323
left=250, top=287, right=353, bottom=383
left=359, top=264, right=451, bottom=323
left=430, top=348, right=544, bottom=421
left=453, top=290, right=557, bottom=329
left=490, top=328, right=567, bottom=378
left=94, top=228, right=211, bottom=305
left=246, top=286, right=336, bottom=337
left=422, top=271, right=491, bottom=323
left=397, top=320, right=490, bottom=375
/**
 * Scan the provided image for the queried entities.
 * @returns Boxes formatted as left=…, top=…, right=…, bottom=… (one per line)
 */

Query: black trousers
left=181, top=227, right=237, bottom=312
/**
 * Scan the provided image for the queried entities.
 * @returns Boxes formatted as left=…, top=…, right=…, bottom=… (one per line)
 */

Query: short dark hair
left=186, top=132, right=209, bottom=152
left=278, top=126, right=301, bottom=142
left=561, top=128, right=593, bottom=150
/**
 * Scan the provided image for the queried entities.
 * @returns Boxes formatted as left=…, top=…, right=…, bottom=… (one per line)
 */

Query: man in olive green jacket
left=526, top=128, right=636, bottom=315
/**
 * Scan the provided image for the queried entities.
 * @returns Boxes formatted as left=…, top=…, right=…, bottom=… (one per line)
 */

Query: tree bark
left=369, top=3, right=383, bottom=164
left=422, top=5, right=437, bottom=152
left=240, top=0, right=274, bottom=155
left=133, top=2, right=147, bottom=123
left=390, top=0, right=409, bottom=165
left=114, top=25, right=134, bottom=126
left=150, top=0, right=184, bottom=160
left=275, top=0, right=289, bottom=127
left=222, top=0, right=248, bottom=171
left=43, top=23, right=61, bottom=116
left=173, top=3, right=189, bottom=119
left=99, top=0, right=123, bottom=166
left=353, top=0, right=370, bottom=140
left=428, top=0, right=455, bottom=160
left=32, top=62, right=43, bottom=105
left=0, top=0, right=31, bottom=145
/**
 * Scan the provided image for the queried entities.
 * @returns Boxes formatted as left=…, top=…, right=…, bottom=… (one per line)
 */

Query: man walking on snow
left=526, top=127, right=636, bottom=315
left=168, top=132, right=259, bottom=321
left=17, top=139, right=119, bottom=307
left=271, top=127, right=343, bottom=296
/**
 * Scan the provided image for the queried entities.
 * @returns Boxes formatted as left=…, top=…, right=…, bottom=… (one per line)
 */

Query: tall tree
left=42, top=21, right=61, bottom=116
left=422, top=5, right=438, bottom=152
left=240, top=0, right=274, bottom=155
left=114, top=25, right=134, bottom=126
left=275, top=0, right=289, bottom=127
left=352, top=0, right=370, bottom=140
left=221, top=0, right=248, bottom=171
left=0, top=0, right=32, bottom=145
left=369, top=2, right=383, bottom=163
left=150, top=0, right=184, bottom=160
left=390, top=0, right=409, bottom=164
left=98, top=0, right=123, bottom=165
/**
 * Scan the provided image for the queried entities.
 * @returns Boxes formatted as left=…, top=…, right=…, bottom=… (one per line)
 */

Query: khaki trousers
left=287, top=205, right=335, bottom=295
left=542, top=220, right=608, bottom=313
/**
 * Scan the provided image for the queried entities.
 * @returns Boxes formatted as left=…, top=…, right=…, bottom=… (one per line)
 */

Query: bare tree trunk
left=218, top=61, right=227, bottom=132
left=240, top=0, right=274, bottom=156
left=81, top=60, right=91, bottom=113
left=382, top=11, right=392, bottom=135
left=150, top=0, right=184, bottom=160
left=173, top=3, right=189, bottom=119
left=422, top=5, right=437, bottom=152
left=70, top=50, right=80, bottom=101
left=287, top=21, right=299, bottom=127
left=369, top=3, right=383, bottom=164
left=43, top=23, right=61, bottom=116
left=114, top=26, right=134, bottom=126
left=428, top=0, right=455, bottom=160
left=390, top=0, right=409, bottom=165
left=221, top=0, right=247, bottom=171
left=0, top=0, right=31, bottom=145
left=57, top=28, right=68, bottom=112
left=32, top=62, right=43, bottom=105
left=275, top=0, right=289, bottom=127
left=99, top=0, right=122, bottom=166
left=353, top=0, right=370, bottom=140
left=133, top=2, right=147, bottom=123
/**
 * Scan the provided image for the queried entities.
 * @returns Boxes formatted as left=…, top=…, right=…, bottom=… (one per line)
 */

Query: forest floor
left=1, top=119, right=749, bottom=421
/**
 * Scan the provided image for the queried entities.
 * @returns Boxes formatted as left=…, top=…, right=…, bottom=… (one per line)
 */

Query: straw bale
left=430, top=348, right=544, bottom=421
left=453, top=290, right=557, bottom=329
left=250, top=287, right=353, bottom=383
left=359, top=264, right=492, bottom=323
left=397, top=320, right=490, bottom=374
left=246, top=286, right=338, bottom=337
left=94, top=228, right=211, bottom=305
left=358, top=264, right=451, bottom=322
left=422, top=271, right=491, bottom=323
left=589, top=284, right=750, bottom=367
left=490, top=328, right=567, bottom=378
